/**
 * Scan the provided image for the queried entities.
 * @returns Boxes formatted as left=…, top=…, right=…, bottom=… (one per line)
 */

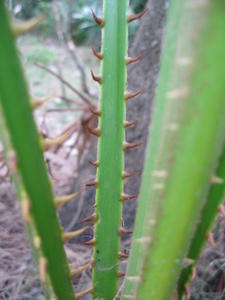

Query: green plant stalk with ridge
left=0, top=3, right=76, bottom=299
left=0, top=108, right=54, bottom=299
left=177, top=146, right=225, bottom=299
left=92, top=1, right=129, bottom=298
left=122, top=0, right=225, bottom=299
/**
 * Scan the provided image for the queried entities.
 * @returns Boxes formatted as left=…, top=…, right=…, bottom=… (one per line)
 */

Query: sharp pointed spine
left=42, top=127, right=73, bottom=151
left=80, top=213, right=98, bottom=223
left=126, top=52, right=143, bottom=65
left=89, top=106, right=101, bottom=117
left=127, top=8, right=148, bottom=23
left=118, top=251, right=129, bottom=259
left=86, top=125, right=101, bottom=137
left=120, top=193, right=138, bottom=202
left=118, top=227, right=133, bottom=236
left=218, top=205, right=225, bottom=218
left=85, top=180, right=99, bottom=188
left=90, top=69, right=103, bottom=85
left=84, top=238, right=96, bottom=246
left=125, top=87, right=144, bottom=101
left=89, top=160, right=100, bottom=167
left=124, top=120, right=137, bottom=128
left=34, top=236, right=41, bottom=250
left=206, top=231, right=216, bottom=248
left=122, top=171, right=138, bottom=179
left=70, top=262, right=91, bottom=279
left=55, top=192, right=79, bottom=208
left=21, top=196, right=31, bottom=223
left=39, top=257, right=48, bottom=283
left=91, top=10, right=104, bottom=27
left=63, top=226, right=89, bottom=242
left=92, top=48, right=103, bottom=60
left=32, top=95, right=51, bottom=110
left=117, top=271, right=126, bottom=278
left=211, top=175, right=224, bottom=184
left=75, top=286, right=94, bottom=299
left=123, top=141, right=142, bottom=151
left=12, top=15, right=44, bottom=37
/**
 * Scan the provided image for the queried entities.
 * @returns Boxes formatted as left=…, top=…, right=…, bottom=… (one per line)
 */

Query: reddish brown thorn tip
left=125, top=87, right=144, bottom=101
left=89, top=160, right=100, bottom=167
left=85, top=180, right=98, bottom=188
left=120, top=193, right=138, bottom=202
left=123, top=141, right=142, bottom=151
left=127, top=8, right=148, bottom=23
left=83, top=238, right=96, bottom=246
left=117, top=271, right=126, bottom=278
left=124, top=120, right=137, bottom=128
left=118, top=227, right=133, bottom=236
left=80, top=213, right=97, bottom=223
left=89, top=105, right=101, bottom=117
left=92, top=47, right=103, bottom=60
left=126, top=52, right=143, bottom=65
left=118, top=251, right=129, bottom=259
left=91, top=10, right=104, bottom=27
left=90, top=69, right=103, bottom=85
left=86, top=125, right=101, bottom=137
left=122, top=171, right=138, bottom=180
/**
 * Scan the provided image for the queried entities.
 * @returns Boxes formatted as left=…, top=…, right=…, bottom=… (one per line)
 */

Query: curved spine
left=0, top=3, right=75, bottom=299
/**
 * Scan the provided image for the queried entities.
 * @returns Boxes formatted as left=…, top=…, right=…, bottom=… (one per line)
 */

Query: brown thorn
left=63, top=226, right=89, bottom=242
left=83, top=238, right=96, bottom=246
left=118, top=251, right=129, bottom=259
left=122, top=171, right=138, bottom=180
left=117, top=271, right=126, bottom=278
left=89, top=106, right=101, bottom=117
left=86, top=125, right=101, bottom=137
left=90, top=69, right=103, bottom=85
left=123, top=141, right=142, bottom=151
left=91, top=10, right=104, bottom=27
left=32, top=95, right=51, bottom=110
left=126, top=52, right=143, bottom=65
left=75, top=286, right=94, bottom=300
left=125, top=87, right=144, bottom=101
left=89, top=160, right=100, bottom=167
left=118, top=227, right=133, bottom=236
left=91, top=47, right=103, bottom=60
left=70, top=262, right=91, bottom=279
left=206, top=231, right=216, bottom=248
left=218, top=204, right=225, bottom=218
left=124, top=120, right=137, bottom=128
left=127, top=8, right=148, bottom=23
left=39, top=257, right=48, bottom=283
left=184, top=285, right=191, bottom=300
left=42, top=127, right=73, bottom=151
left=80, top=213, right=98, bottom=223
left=85, top=180, right=99, bottom=188
left=121, top=193, right=138, bottom=202
left=55, top=192, right=80, bottom=208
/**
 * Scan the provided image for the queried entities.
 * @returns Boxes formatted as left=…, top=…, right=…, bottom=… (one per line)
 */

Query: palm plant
left=0, top=0, right=224, bottom=299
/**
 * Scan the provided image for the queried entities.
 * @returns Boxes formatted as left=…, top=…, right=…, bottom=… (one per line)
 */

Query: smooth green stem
left=93, top=1, right=128, bottom=299
left=0, top=3, right=75, bottom=299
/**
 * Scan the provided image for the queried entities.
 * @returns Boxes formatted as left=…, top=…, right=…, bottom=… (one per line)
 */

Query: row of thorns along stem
left=10, top=7, right=147, bottom=299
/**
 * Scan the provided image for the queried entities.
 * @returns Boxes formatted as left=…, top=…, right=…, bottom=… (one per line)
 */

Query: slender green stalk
left=122, top=1, right=225, bottom=299
left=0, top=3, right=75, bottom=299
left=177, top=147, right=225, bottom=299
left=93, top=1, right=128, bottom=298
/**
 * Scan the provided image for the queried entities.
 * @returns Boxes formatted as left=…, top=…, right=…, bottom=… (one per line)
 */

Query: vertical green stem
left=93, top=1, right=128, bottom=299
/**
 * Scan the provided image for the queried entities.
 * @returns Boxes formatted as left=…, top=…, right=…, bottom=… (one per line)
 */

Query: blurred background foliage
left=6, top=0, right=147, bottom=45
